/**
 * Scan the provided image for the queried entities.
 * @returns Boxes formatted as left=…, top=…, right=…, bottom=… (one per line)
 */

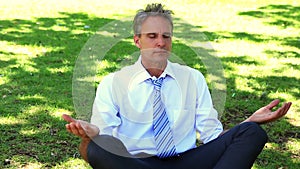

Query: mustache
left=154, top=49, right=168, bottom=53
left=141, top=48, right=170, bottom=53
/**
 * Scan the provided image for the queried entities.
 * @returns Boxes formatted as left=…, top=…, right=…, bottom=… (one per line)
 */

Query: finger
left=81, top=123, right=92, bottom=136
left=78, top=129, right=86, bottom=136
left=75, top=121, right=89, bottom=137
left=280, top=103, right=288, bottom=115
left=75, top=121, right=84, bottom=130
left=65, top=124, right=72, bottom=133
left=77, top=123, right=87, bottom=136
left=79, top=120, right=89, bottom=131
left=273, top=102, right=290, bottom=118
left=64, top=120, right=88, bottom=138
left=62, top=114, right=76, bottom=123
left=79, top=121, right=99, bottom=138
left=282, top=102, right=292, bottom=114
left=70, top=122, right=83, bottom=136
left=278, top=102, right=291, bottom=116
left=266, top=99, right=280, bottom=110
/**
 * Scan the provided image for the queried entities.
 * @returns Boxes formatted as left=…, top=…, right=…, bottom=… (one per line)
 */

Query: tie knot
left=152, top=77, right=164, bottom=91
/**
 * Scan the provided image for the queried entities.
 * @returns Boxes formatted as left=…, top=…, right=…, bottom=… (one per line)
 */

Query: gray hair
left=133, top=3, right=174, bottom=36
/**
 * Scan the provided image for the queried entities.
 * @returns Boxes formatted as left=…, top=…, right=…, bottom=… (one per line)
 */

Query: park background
left=0, top=0, right=299, bottom=168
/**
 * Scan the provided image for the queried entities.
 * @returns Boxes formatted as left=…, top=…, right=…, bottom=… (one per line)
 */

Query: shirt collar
left=129, top=57, right=151, bottom=87
left=129, top=56, right=176, bottom=86
left=134, top=56, right=175, bottom=79
left=164, top=60, right=176, bottom=79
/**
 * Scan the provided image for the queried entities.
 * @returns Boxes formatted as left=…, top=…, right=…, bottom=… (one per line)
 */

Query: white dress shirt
left=91, top=58, right=223, bottom=155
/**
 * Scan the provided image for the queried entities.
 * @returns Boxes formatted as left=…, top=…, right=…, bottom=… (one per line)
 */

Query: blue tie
left=152, top=77, right=177, bottom=158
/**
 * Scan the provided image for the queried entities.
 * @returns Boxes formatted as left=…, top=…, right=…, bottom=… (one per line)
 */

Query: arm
left=242, top=99, right=292, bottom=124
left=62, top=114, right=100, bottom=162
left=62, top=74, right=121, bottom=162
left=193, top=70, right=224, bottom=143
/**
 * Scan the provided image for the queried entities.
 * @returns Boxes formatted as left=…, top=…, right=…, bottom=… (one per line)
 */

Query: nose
left=156, top=35, right=166, bottom=48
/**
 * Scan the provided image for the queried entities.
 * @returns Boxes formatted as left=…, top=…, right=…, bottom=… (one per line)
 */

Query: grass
left=0, top=0, right=299, bottom=168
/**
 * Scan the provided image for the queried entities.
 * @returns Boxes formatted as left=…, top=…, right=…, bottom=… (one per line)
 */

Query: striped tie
left=152, top=77, right=177, bottom=158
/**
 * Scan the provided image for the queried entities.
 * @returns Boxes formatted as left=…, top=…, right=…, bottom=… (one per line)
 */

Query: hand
left=243, top=99, right=292, bottom=124
left=62, top=114, right=100, bottom=139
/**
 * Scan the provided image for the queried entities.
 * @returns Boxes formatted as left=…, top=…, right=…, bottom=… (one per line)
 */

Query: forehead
left=141, top=16, right=172, bottom=34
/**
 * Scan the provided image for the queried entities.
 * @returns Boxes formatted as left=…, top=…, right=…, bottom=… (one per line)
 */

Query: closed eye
left=162, top=33, right=172, bottom=39
left=147, top=33, right=157, bottom=39
left=145, top=33, right=172, bottom=39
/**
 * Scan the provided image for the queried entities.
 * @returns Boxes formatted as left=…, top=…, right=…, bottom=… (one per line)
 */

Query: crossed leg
left=86, top=122, right=268, bottom=169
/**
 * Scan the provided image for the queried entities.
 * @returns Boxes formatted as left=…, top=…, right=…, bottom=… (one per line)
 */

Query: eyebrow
left=141, top=32, right=172, bottom=36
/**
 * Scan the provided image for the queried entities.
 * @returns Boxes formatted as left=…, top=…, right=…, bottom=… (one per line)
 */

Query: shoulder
left=98, top=63, right=140, bottom=93
left=97, top=73, right=115, bottom=91
left=100, top=64, right=136, bottom=83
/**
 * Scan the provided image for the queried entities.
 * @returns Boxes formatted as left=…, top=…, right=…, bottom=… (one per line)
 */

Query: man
left=63, top=3, right=292, bottom=169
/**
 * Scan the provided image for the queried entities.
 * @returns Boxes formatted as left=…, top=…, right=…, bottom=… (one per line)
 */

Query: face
left=134, top=16, right=172, bottom=68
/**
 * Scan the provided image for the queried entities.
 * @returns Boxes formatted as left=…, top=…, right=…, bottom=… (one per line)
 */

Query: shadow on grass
left=0, top=12, right=116, bottom=168
left=217, top=4, right=300, bottom=163
left=220, top=59, right=300, bottom=168
left=239, top=4, right=300, bottom=29
left=256, top=137, right=300, bottom=169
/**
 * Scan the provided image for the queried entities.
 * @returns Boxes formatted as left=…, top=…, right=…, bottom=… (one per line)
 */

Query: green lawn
left=0, top=0, right=299, bottom=168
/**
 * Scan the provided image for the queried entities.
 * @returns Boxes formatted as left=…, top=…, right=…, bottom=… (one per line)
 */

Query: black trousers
left=87, top=122, right=268, bottom=169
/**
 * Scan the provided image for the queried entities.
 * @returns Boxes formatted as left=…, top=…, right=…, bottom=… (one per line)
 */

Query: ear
left=134, top=35, right=141, bottom=49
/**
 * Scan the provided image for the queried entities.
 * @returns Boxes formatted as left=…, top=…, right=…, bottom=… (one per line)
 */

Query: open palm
left=62, top=114, right=100, bottom=139
left=244, top=99, right=292, bottom=124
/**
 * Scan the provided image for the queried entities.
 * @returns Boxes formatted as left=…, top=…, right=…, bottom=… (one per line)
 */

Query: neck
left=146, top=68, right=164, bottom=78
left=141, top=60, right=167, bottom=78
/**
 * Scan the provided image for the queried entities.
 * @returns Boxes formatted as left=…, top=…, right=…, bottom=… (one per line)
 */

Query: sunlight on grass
left=7, top=155, right=42, bottom=169
left=212, top=40, right=276, bottom=58
left=52, top=109, right=73, bottom=118
left=0, top=41, right=49, bottom=58
left=21, top=163, right=43, bottom=169
left=15, top=162, right=43, bottom=169
left=53, top=158, right=91, bottom=169
left=96, top=59, right=119, bottom=79
left=19, top=128, right=39, bottom=136
left=286, top=138, right=300, bottom=154
left=0, top=0, right=137, bottom=20
left=50, top=25, right=70, bottom=32
left=288, top=116, right=300, bottom=127
left=75, top=76, right=96, bottom=84
left=265, top=142, right=277, bottom=149
left=18, top=95, right=46, bottom=104
left=47, top=65, right=71, bottom=74
left=0, top=116, right=26, bottom=125
left=98, top=59, right=117, bottom=70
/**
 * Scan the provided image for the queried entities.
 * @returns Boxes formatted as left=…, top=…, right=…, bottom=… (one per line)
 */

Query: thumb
left=62, top=114, right=76, bottom=123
